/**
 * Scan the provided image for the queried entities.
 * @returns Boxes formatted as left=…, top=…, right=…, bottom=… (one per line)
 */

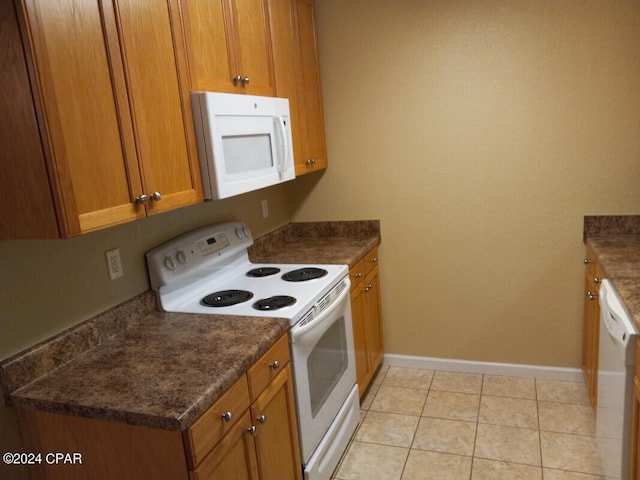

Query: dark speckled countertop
left=248, top=220, right=381, bottom=267
left=0, top=220, right=381, bottom=432
left=2, top=301, right=288, bottom=431
left=584, top=215, right=640, bottom=329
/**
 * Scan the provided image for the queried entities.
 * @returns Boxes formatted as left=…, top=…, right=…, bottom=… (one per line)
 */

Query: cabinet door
left=350, top=286, right=369, bottom=397
left=251, top=364, right=302, bottom=480
left=180, top=0, right=237, bottom=92
left=17, top=0, right=144, bottom=236
left=293, top=0, right=327, bottom=174
left=0, top=0, right=59, bottom=238
left=113, top=0, right=202, bottom=214
left=233, top=0, right=275, bottom=96
left=364, top=269, right=384, bottom=376
left=191, top=410, right=259, bottom=480
left=180, top=0, right=274, bottom=95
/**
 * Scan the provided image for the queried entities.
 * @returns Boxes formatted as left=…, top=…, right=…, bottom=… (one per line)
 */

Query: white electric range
left=146, top=222, right=359, bottom=480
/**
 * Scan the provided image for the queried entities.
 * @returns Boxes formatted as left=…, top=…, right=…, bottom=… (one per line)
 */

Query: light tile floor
left=332, top=366, right=604, bottom=480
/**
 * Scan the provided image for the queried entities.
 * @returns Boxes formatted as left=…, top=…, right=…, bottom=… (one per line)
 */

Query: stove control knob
left=235, top=226, right=251, bottom=239
left=176, top=250, right=188, bottom=265
left=163, top=256, right=176, bottom=271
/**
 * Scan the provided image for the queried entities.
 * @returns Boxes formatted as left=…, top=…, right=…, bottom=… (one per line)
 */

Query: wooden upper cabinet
left=268, top=0, right=327, bottom=175
left=0, top=0, right=59, bottom=238
left=294, top=0, right=327, bottom=173
left=112, top=0, right=202, bottom=215
left=1, top=0, right=201, bottom=238
left=180, top=0, right=275, bottom=96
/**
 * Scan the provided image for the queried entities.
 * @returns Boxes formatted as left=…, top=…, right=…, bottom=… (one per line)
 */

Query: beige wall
left=288, top=0, right=640, bottom=367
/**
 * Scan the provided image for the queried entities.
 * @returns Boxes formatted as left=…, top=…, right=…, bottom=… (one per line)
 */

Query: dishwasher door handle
left=600, top=279, right=637, bottom=350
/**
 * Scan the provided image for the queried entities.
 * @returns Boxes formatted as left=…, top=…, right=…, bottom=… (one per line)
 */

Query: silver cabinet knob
left=221, top=411, right=233, bottom=422
left=587, top=291, right=598, bottom=300
left=257, top=415, right=267, bottom=424
left=370, top=257, right=378, bottom=263
left=247, top=426, right=257, bottom=436
left=305, top=158, right=317, bottom=166
left=584, top=258, right=590, bottom=265
left=593, top=277, right=600, bottom=284
left=269, top=360, right=280, bottom=370
left=233, top=75, right=250, bottom=87
left=364, top=284, right=373, bottom=292
left=135, top=194, right=148, bottom=205
left=150, top=191, right=162, bottom=201
left=355, top=272, right=363, bottom=279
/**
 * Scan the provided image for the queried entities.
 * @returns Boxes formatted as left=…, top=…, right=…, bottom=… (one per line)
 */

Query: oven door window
left=307, top=316, right=348, bottom=418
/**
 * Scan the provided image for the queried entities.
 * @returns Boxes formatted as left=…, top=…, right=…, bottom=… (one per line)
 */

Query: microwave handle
left=275, top=116, right=291, bottom=179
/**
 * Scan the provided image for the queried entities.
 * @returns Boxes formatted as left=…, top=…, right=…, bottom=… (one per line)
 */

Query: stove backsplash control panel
left=146, top=222, right=252, bottom=291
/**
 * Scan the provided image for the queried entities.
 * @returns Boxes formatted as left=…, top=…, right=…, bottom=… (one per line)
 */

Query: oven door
left=289, top=283, right=357, bottom=464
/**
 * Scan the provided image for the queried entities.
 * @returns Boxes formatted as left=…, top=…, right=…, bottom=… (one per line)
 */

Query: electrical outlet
left=261, top=199, right=269, bottom=218
left=105, top=248, right=124, bottom=280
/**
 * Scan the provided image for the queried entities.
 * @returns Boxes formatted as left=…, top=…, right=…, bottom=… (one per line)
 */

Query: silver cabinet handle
left=233, top=75, right=250, bottom=87
left=150, top=191, right=162, bottom=201
left=257, top=415, right=267, bottom=424
left=269, top=360, right=280, bottom=370
left=355, top=272, right=363, bottom=279
left=370, top=257, right=378, bottom=263
left=135, top=194, right=148, bottom=205
left=584, top=258, right=590, bottom=265
left=305, top=158, right=317, bottom=166
left=364, top=284, right=373, bottom=292
left=221, top=411, right=233, bottom=422
left=593, top=277, right=600, bottom=284
left=247, top=426, right=257, bottom=436
left=587, top=291, right=598, bottom=300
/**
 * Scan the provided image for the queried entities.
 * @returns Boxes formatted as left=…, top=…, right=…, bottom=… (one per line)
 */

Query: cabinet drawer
left=184, top=374, right=251, bottom=468
left=363, top=247, right=379, bottom=277
left=247, top=334, right=290, bottom=401
left=349, top=257, right=367, bottom=290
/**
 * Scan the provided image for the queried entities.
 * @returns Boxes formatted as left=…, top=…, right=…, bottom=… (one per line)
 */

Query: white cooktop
left=146, top=222, right=348, bottom=324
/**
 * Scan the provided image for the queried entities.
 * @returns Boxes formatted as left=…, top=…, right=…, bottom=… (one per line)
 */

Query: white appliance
left=597, top=279, right=638, bottom=480
left=146, top=222, right=359, bottom=480
left=190, top=92, right=295, bottom=199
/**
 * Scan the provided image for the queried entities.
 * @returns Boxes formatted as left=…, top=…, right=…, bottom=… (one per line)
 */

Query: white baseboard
left=383, top=353, right=584, bottom=382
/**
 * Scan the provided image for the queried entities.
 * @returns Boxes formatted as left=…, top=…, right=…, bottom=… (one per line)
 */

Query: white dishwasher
left=596, top=279, right=638, bottom=480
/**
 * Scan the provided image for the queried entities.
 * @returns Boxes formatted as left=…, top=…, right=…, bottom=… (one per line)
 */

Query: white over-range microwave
left=190, top=92, right=295, bottom=199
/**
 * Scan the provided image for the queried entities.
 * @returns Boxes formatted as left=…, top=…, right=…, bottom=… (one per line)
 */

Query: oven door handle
left=290, top=284, right=350, bottom=343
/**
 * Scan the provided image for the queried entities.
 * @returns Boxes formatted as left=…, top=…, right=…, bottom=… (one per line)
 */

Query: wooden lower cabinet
left=15, top=334, right=301, bottom=480
left=191, top=411, right=258, bottom=480
left=582, top=245, right=603, bottom=410
left=250, top=364, right=301, bottom=480
left=350, top=247, right=384, bottom=397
